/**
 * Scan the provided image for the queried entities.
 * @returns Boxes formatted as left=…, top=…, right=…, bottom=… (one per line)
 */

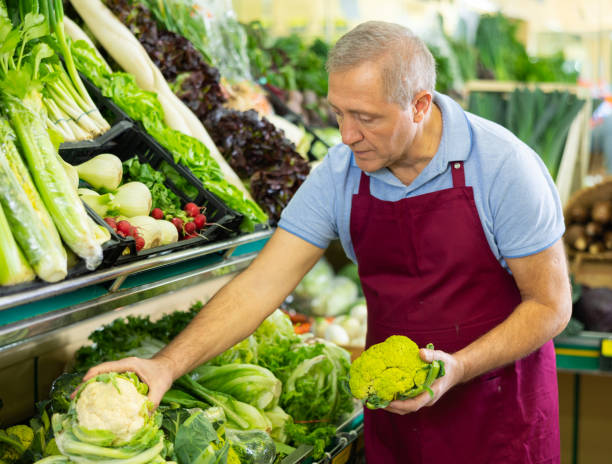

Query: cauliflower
left=52, top=372, right=169, bottom=464
left=76, top=375, right=148, bottom=444
left=349, top=335, right=444, bottom=409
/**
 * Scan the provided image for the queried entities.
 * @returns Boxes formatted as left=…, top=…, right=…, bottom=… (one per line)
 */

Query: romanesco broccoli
left=0, top=424, right=34, bottom=463
left=349, top=335, right=445, bottom=409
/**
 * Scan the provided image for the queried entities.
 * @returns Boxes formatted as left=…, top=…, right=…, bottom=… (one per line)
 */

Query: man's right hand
left=81, top=354, right=176, bottom=407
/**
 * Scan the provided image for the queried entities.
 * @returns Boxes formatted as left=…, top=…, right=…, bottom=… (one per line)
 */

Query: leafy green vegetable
left=69, top=40, right=267, bottom=230
left=173, top=408, right=225, bottom=464
left=244, top=22, right=329, bottom=98
left=122, top=157, right=188, bottom=221
left=49, top=372, right=82, bottom=415
left=475, top=13, right=578, bottom=83
left=190, top=364, right=282, bottom=411
left=226, top=428, right=276, bottom=464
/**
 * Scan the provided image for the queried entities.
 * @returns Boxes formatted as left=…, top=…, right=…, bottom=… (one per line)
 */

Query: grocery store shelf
left=0, top=229, right=273, bottom=352
left=555, top=331, right=612, bottom=375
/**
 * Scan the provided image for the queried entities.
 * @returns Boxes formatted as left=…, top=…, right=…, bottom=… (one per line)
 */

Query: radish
left=151, top=208, right=164, bottom=220
left=117, top=220, right=132, bottom=236
left=184, top=221, right=196, bottom=235
left=170, top=217, right=184, bottom=235
left=104, top=217, right=117, bottom=231
left=134, top=235, right=145, bottom=251
left=184, top=233, right=199, bottom=240
left=194, top=213, right=206, bottom=230
left=183, top=202, right=200, bottom=218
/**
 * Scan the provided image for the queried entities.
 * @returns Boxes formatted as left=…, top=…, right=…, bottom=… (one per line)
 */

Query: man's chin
left=354, top=156, right=381, bottom=173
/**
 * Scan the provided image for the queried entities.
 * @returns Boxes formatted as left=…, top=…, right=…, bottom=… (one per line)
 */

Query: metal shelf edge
left=0, top=252, right=258, bottom=352
left=0, top=229, right=273, bottom=312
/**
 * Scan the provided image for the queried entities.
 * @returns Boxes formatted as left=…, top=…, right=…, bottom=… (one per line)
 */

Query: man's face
left=327, top=61, right=416, bottom=173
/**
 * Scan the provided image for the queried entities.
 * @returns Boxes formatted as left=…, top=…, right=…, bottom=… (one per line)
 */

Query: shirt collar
left=349, top=92, right=472, bottom=190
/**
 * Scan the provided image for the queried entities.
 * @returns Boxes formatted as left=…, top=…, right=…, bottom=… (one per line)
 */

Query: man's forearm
left=151, top=229, right=326, bottom=382
left=454, top=299, right=569, bottom=382
left=152, top=267, right=280, bottom=381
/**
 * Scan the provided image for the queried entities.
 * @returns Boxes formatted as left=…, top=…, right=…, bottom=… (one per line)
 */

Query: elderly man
left=83, top=21, right=571, bottom=463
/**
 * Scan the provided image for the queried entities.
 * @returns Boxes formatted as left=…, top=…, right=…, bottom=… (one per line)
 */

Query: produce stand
left=0, top=226, right=365, bottom=463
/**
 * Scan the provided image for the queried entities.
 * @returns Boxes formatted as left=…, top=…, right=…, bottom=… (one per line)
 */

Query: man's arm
left=386, top=239, right=572, bottom=414
left=82, top=228, right=325, bottom=405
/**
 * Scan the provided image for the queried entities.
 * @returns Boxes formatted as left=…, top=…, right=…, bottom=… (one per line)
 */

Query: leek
left=0, top=202, right=35, bottom=286
left=0, top=117, right=67, bottom=282
left=2, top=93, right=103, bottom=270
left=4, top=1, right=110, bottom=141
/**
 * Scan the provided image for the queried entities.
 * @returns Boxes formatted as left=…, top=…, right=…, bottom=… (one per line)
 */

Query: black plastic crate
left=59, top=120, right=243, bottom=262
left=0, top=202, right=132, bottom=297
left=58, top=73, right=133, bottom=151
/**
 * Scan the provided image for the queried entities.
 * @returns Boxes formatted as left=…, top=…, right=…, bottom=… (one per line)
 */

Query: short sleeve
left=490, top=148, right=565, bottom=258
left=278, top=156, right=339, bottom=249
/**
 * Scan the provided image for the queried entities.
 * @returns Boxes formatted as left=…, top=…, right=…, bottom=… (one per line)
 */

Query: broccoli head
left=348, top=335, right=445, bottom=409
left=0, top=424, right=34, bottom=463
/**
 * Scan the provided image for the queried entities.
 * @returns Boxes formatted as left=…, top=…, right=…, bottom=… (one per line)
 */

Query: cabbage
left=293, top=258, right=334, bottom=299
left=310, top=276, right=359, bottom=317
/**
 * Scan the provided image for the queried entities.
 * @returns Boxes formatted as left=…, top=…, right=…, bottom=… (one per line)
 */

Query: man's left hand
left=385, top=347, right=464, bottom=415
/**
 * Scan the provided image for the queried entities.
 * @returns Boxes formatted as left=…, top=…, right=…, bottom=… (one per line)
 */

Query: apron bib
left=350, top=162, right=560, bottom=464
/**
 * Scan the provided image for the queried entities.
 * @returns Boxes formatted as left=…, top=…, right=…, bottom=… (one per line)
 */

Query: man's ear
left=413, top=91, right=433, bottom=123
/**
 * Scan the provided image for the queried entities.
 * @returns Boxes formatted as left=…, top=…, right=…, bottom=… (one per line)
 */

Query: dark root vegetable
left=184, top=221, right=197, bottom=235
left=194, top=214, right=206, bottom=230
left=151, top=208, right=164, bottom=220
left=104, top=217, right=117, bottom=231
left=135, top=235, right=145, bottom=251
left=171, top=217, right=184, bottom=235
left=117, top=220, right=132, bottom=236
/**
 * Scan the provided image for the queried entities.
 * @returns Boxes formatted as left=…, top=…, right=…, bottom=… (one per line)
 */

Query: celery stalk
left=0, top=202, right=35, bottom=286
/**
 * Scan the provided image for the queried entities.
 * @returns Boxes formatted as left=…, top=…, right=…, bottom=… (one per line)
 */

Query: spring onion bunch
left=5, top=0, right=109, bottom=141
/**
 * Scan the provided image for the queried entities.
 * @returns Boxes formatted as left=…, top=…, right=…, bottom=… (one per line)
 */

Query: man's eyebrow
left=327, top=102, right=379, bottom=118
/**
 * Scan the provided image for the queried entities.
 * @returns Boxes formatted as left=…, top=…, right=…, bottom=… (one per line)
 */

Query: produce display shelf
left=0, top=229, right=273, bottom=352
left=555, top=332, right=612, bottom=375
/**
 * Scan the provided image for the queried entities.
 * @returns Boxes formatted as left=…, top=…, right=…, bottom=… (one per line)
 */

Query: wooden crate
left=564, top=177, right=612, bottom=288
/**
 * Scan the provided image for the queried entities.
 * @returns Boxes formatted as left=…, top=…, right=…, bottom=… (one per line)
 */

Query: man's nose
left=340, top=117, right=363, bottom=146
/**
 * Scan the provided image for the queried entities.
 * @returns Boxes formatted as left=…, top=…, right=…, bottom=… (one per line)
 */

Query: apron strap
left=450, top=161, right=466, bottom=187
left=358, top=171, right=371, bottom=195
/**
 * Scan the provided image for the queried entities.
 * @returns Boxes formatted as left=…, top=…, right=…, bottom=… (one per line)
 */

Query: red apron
left=350, top=162, right=560, bottom=464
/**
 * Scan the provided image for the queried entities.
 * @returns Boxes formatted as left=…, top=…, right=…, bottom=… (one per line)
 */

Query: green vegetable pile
left=69, top=40, right=267, bottom=231
left=349, top=335, right=445, bottom=410
left=68, top=303, right=354, bottom=460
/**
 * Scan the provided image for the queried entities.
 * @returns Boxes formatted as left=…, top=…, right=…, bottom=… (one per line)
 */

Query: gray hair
left=326, top=21, right=436, bottom=108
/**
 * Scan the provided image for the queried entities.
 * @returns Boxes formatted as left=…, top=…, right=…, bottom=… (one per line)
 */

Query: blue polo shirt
left=278, top=92, right=565, bottom=270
